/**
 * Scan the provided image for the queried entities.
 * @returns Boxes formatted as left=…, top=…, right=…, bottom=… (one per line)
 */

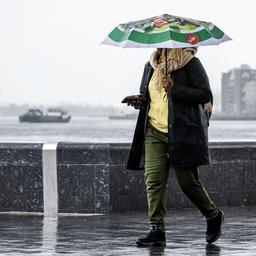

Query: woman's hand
left=204, top=101, right=213, bottom=112
left=161, top=76, right=173, bottom=92
left=126, top=96, right=142, bottom=109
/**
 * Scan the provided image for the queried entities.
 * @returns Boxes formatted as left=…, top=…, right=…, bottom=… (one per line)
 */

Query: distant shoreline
left=211, top=116, right=256, bottom=121
left=1, top=114, right=256, bottom=121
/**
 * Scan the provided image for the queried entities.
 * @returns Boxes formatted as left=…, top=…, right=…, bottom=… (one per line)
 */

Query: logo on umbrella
left=186, top=33, right=200, bottom=45
left=153, top=18, right=169, bottom=27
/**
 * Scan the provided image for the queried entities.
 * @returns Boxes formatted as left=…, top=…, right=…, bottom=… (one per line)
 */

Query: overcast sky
left=0, top=0, right=254, bottom=108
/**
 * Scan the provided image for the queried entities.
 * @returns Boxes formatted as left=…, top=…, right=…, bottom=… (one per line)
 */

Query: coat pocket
left=175, top=104, right=207, bottom=127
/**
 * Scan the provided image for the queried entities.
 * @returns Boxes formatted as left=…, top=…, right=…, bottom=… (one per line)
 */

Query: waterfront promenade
left=0, top=142, right=256, bottom=255
left=0, top=207, right=255, bottom=255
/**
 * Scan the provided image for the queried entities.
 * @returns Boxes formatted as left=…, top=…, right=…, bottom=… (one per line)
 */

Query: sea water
left=0, top=116, right=256, bottom=143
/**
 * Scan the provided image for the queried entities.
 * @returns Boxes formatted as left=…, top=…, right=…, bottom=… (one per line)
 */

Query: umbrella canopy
left=102, top=14, right=231, bottom=48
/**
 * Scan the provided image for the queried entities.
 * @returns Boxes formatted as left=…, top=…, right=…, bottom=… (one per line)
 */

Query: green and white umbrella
left=102, top=14, right=231, bottom=48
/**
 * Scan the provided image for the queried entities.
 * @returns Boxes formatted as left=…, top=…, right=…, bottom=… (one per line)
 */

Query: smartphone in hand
left=121, top=95, right=141, bottom=103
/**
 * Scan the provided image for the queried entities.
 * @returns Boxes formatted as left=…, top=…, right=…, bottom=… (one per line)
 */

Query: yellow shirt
left=148, top=70, right=168, bottom=133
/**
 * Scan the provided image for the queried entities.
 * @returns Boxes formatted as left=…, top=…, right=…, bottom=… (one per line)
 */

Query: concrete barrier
left=0, top=142, right=255, bottom=214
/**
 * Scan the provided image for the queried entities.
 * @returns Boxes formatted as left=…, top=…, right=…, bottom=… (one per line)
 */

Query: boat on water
left=19, top=108, right=71, bottom=123
left=108, top=113, right=138, bottom=120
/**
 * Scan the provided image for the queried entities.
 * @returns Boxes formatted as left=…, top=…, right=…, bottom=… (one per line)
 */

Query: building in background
left=221, top=65, right=256, bottom=117
left=243, top=80, right=256, bottom=115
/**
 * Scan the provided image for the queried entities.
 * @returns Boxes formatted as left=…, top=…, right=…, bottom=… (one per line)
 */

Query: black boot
left=136, top=225, right=166, bottom=247
left=206, top=210, right=224, bottom=244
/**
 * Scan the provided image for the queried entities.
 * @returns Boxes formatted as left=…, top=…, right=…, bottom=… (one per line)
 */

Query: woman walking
left=126, top=47, right=224, bottom=246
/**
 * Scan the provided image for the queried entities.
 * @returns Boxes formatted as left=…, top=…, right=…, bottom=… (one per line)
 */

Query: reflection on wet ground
left=0, top=207, right=255, bottom=255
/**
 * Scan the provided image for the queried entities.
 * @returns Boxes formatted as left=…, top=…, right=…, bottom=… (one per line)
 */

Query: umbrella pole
left=165, top=48, right=167, bottom=77
left=164, top=49, right=169, bottom=94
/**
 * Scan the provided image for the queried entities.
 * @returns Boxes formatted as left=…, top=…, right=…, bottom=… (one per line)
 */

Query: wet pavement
left=0, top=207, right=255, bottom=255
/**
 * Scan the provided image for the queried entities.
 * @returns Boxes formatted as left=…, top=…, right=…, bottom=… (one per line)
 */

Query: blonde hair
left=150, top=47, right=198, bottom=91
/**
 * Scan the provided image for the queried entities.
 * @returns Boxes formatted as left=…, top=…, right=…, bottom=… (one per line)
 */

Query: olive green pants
left=144, top=125, right=218, bottom=229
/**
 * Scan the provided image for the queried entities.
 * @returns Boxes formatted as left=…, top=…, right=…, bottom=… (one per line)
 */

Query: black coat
left=127, top=57, right=213, bottom=170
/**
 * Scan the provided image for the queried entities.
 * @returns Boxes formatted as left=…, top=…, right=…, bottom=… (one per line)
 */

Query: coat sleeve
left=171, top=57, right=213, bottom=104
